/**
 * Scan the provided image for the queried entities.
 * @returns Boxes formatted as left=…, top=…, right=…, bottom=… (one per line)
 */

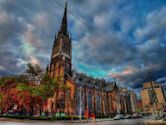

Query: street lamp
left=79, top=85, right=83, bottom=121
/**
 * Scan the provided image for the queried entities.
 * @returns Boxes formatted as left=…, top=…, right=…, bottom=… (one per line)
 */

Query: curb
left=145, top=120, right=166, bottom=124
left=0, top=117, right=114, bottom=123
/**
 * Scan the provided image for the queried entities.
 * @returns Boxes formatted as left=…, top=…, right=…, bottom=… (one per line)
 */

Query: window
left=104, top=95, right=108, bottom=112
left=66, top=89, right=70, bottom=100
left=96, top=94, right=101, bottom=113
left=148, top=89, right=158, bottom=104
left=88, top=92, right=92, bottom=113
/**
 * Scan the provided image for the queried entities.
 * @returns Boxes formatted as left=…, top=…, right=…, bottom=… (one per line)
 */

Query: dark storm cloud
left=71, top=0, right=166, bottom=93
left=0, top=0, right=64, bottom=75
left=0, top=11, right=25, bottom=43
left=0, top=0, right=166, bottom=95
left=0, top=40, right=26, bottom=75
left=74, top=33, right=135, bottom=67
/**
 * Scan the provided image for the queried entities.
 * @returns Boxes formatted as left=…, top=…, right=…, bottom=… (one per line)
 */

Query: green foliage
left=15, top=73, right=58, bottom=102
left=0, top=64, right=60, bottom=115
left=136, top=108, right=143, bottom=113
left=16, top=74, right=29, bottom=84
left=26, top=63, right=43, bottom=76
left=0, top=77, right=4, bottom=86
left=0, top=77, right=15, bottom=87
left=26, top=63, right=36, bottom=76
left=16, top=83, right=44, bottom=97
left=25, top=63, right=43, bottom=83
left=16, top=83, right=30, bottom=92
left=0, top=93, right=4, bottom=113
left=40, top=74, right=58, bottom=99
left=58, top=83, right=67, bottom=89
left=31, top=86, right=43, bottom=97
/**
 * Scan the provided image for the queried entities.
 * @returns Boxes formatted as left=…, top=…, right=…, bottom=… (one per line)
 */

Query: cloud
left=72, top=3, right=166, bottom=92
left=0, top=0, right=166, bottom=96
left=109, top=66, right=138, bottom=78
left=29, top=56, right=40, bottom=65
left=135, top=6, right=166, bottom=40
left=0, top=65, right=5, bottom=71
left=0, top=11, right=25, bottom=43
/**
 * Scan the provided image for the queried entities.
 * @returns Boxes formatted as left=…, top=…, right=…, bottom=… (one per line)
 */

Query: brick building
left=44, top=2, right=137, bottom=117
left=141, top=81, right=166, bottom=114
left=137, top=99, right=143, bottom=112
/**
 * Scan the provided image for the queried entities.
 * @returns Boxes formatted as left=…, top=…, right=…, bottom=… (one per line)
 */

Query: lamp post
left=79, top=85, right=83, bottom=121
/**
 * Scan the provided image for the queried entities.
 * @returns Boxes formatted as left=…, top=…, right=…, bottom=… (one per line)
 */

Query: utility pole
left=79, top=85, right=82, bottom=121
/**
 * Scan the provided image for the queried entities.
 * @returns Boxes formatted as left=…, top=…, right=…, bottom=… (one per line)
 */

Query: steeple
left=114, top=78, right=118, bottom=90
left=49, top=1, right=72, bottom=78
left=59, top=2, right=68, bottom=36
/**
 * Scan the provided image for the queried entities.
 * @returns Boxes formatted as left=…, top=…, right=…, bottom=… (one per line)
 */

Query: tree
left=0, top=77, right=5, bottom=86
left=0, top=89, right=4, bottom=115
left=16, top=74, right=29, bottom=84
left=16, top=74, right=58, bottom=116
left=0, top=64, right=60, bottom=116
left=25, top=63, right=43, bottom=84
left=0, top=77, right=18, bottom=114
left=39, top=74, right=59, bottom=115
left=42, top=74, right=58, bottom=98
left=0, top=77, right=5, bottom=114
left=16, top=83, right=42, bottom=116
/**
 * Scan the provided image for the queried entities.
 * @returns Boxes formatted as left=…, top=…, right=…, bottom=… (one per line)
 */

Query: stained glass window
left=88, top=92, right=92, bottom=113
left=96, top=94, right=101, bottom=113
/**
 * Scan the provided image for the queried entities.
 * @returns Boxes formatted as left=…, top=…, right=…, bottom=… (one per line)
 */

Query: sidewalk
left=0, top=117, right=114, bottom=123
left=63, top=118, right=114, bottom=123
left=144, top=119, right=166, bottom=124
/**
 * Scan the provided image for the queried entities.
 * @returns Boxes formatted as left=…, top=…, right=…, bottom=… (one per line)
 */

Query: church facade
left=44, top=3, right=137, bottom=117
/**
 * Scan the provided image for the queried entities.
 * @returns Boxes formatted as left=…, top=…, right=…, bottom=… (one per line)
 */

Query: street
left=0, top=119, right=165, bottom=125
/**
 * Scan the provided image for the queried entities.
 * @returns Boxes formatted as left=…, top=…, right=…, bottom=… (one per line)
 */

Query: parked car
left=113, top=114, right=124, bottom=120
left=132, top=113, right=141, bottom=118
left=155, top=114, right=165, bottom=120
left=150, top=115, right=159, bottom=120
left=163, top=117, right=166, bottom=121
left=124, top=114, right=132, bottom=119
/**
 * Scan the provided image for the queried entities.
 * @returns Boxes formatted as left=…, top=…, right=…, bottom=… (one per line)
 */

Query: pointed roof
left=59, top=2, right=68, bottom=36
left=113, top=78, right=118, bottom=89
left=114, top=82, right=118, bottom=89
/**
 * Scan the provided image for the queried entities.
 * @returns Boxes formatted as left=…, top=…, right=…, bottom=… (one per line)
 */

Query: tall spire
left=59, top=1, right=68, bottom=36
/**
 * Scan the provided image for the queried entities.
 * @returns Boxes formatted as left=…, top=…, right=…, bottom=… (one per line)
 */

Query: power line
left=52, top=0, right=109, bottom=76
left=52, top=0, right=118, bottom=80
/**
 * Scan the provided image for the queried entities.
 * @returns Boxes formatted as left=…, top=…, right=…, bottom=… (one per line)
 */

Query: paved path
left=0, top=118, right=165, bottom=125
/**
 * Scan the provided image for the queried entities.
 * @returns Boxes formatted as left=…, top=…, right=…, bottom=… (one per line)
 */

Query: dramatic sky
left=0, top=0, right=166, bottom=95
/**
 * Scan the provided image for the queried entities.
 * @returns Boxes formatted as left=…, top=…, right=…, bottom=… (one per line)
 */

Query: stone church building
left=44, top=3, right=137, bottom=117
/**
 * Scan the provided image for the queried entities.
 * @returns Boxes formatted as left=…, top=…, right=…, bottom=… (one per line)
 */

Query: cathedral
left=44, top=2, right=137, bottom=117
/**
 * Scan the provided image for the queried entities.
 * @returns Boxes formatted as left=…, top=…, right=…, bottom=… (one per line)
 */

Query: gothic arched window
left=96, top=94, right=101, bottom=113
left=66, top=89, right=70, bottom=100
left=88, top=91, right=92, bottom=113
left=104, top=95, right=108, bottom=113
left=109, top=96, right=112, bottom=111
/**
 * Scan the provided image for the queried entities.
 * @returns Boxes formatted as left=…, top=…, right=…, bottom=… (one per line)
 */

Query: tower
left=46, top=2, right=74, bottom=114
left=48, top=2, right=72, bottom=81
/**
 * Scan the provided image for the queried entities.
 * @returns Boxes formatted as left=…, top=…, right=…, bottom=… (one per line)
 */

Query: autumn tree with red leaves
left=0, top=63, right=58, bottom=117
